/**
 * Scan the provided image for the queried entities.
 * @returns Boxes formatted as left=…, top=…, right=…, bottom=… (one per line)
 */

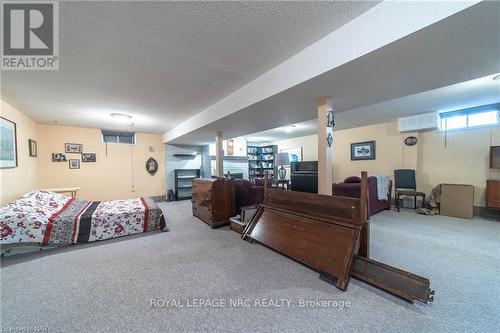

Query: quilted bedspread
left=0, top=190, right=166, bottom=246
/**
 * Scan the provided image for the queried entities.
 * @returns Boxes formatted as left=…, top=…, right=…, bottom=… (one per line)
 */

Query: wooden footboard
left=243, top=173, right=367, bottom=291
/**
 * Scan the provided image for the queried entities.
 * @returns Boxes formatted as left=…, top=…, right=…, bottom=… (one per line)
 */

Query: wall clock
left=404, top=136, right=418, bottom=146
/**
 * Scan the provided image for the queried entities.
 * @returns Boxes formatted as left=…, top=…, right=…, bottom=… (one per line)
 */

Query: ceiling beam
left=163, top=0, right=479, bottom=143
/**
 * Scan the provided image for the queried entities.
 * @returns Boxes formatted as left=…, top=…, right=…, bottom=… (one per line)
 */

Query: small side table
left=395, top=190, right=425, bottom=212
left=276, top=179, right=290, bottom=191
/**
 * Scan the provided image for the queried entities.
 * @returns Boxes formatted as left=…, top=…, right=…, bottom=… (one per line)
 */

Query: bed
left=0, top=190, right=166, bottom=253
left=242, top=172, right=433, bottom=303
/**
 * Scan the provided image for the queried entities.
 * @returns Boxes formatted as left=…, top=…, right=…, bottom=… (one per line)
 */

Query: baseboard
left=474, top=206, right=500, bottom=220
left=152, top=195, right=167, bottom=202
left=391, top=198, right=500, bottom=221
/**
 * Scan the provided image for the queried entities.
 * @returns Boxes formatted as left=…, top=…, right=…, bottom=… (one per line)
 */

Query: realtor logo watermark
left=1, top=1, right=59, bottom=70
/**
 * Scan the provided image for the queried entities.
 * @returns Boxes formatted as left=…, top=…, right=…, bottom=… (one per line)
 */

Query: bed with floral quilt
left=0, top=190, right=167, bottom=255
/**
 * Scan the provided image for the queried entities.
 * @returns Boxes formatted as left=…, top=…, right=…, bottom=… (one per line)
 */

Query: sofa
left=332, top=176, right=392, bottom=217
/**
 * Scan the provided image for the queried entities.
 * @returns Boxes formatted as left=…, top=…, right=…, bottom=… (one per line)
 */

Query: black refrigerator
left=290, top=161, right=318, bottom=193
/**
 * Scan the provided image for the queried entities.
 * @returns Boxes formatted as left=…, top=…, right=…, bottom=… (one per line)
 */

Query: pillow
left=22, top=190, right=69, bottom=203
left=344, top=176, right=361, bottom=183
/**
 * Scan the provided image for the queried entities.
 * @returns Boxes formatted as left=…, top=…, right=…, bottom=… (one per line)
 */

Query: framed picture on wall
left=281, top=147, right=303, bottom=163
left=351, top=141, right=376, bottom=160
left=29, top=139, right=37, bottom=157
left=0, top=117, right=17, bottom=168
left=65, top=143, right=83, bottom=153
left=81, top=153, right=96, bottom=162
left=52, top=153, right=67, bottom=162
left=69, top=159, right=80, bottom=169
left=146, top=157, right=158, bottom=175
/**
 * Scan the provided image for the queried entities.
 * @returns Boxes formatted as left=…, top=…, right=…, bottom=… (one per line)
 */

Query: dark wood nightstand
left=487, top=179, right=500, bottom=210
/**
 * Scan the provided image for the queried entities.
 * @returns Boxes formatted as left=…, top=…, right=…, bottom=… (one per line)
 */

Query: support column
left=317, top=96, right=333, bottom=195
left=215, top=131, right=224, bottom=177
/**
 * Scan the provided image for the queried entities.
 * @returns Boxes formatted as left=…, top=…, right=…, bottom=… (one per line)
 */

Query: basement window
left=101, top=130, right=136, bottom=144
left=439, top=104, right=499, bottom=131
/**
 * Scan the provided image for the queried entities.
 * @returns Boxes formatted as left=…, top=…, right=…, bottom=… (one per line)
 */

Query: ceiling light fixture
left=283, top=124, right=296, bottom=133
left=493, top=74, right=500, bottom=81
left=110, top=113, right=133, bottom=126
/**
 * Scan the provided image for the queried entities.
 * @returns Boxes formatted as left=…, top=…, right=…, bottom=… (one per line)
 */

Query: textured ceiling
left=246, top=119, right=318, bottom=143
left=1, top=1, right=377, bottom=132
left=170, top=1, right=500, bottom=145
left=245, top=74, right=500, bottom=143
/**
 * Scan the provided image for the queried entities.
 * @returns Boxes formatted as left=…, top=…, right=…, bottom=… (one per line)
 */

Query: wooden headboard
left=242, top=171, right=433, bottom=303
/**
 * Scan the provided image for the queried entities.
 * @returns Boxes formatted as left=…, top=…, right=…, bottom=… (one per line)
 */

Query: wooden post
left=215, top=131, right=223, bottom=177
left=264, top=171, right=269, bottom=203
left=317, top=96, right=333, bottom=195
left=358, top=171, right=369, bottom=258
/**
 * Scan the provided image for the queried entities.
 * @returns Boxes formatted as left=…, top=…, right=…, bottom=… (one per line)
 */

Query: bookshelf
left=247, top=145, right=278, bottom=181
left=174, top=169, right=201, bottom=201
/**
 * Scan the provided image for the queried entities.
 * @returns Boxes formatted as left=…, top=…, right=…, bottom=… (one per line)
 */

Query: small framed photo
left=81, top=153, right=96, bottom=162
left=351, top=141, right=376, bottom=161
left=69, top=159, right=80, bottom=169
left=52, top=153, right=67, bottom=162
left=65, top=143, right=83, bottom=153
left=28, top=139, right=37, bottom=157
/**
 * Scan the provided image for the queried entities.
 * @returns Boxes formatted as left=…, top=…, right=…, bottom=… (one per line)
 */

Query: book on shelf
left=247, top=145, right=277, bottom=179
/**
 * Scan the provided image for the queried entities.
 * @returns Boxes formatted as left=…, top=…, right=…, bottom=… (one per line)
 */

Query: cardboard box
left=440, top=184, right=474, bottom=219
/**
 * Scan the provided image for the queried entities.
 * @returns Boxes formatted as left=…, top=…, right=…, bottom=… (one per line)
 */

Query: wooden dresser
left=486, top=179, right=500, bottom=210
left=192, top=178, right=235, bottom=228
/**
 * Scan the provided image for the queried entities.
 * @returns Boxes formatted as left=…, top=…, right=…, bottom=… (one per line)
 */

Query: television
left=490, top=146, right=500, bottom=169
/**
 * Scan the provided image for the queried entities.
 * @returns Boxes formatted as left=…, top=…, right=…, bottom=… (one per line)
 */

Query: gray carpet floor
left=1, top=201, right=499, bottom=333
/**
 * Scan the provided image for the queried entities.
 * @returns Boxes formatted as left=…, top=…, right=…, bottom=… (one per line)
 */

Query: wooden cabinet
left=486, top=179, right=500, bottom=210
left=192, top=178, right=235, bottom=228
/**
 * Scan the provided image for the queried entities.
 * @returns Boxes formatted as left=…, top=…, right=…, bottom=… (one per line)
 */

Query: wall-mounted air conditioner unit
left=398, top=112, right=439, bottom=132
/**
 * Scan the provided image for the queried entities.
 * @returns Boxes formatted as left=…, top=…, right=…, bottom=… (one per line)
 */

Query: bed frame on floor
left=242, top=172, right=434, bottom=304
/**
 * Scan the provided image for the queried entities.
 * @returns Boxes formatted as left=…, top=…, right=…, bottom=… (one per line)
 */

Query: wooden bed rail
left=243, top=171, right=433, bottom=304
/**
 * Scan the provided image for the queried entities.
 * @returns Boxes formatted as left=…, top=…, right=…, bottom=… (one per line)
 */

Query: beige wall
left=0, top=100, right=39, bottom=205
left=273, top=134, right=318, bottom=180
left=418, top=127, right=500, bottom=207
left=0, top=101, right=165, bottom=203
left=272, top=121, right=500, bottom=206
left=37, top=125, right=165, bottom=201
left=2, top=98, right=496, bottom=207
left=332, top=122, right=413, bottom=183
left=275, top=134, right=319, bottom=161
